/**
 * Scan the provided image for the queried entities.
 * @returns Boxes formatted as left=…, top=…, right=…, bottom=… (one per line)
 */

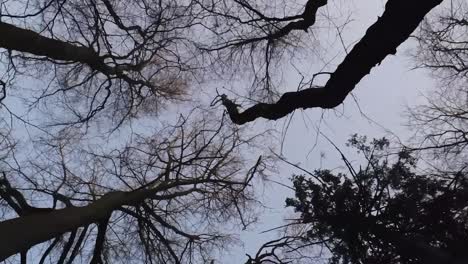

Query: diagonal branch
left=0, top=22, right=116, bottom=75
left=222, top=0, right=444, bottom=125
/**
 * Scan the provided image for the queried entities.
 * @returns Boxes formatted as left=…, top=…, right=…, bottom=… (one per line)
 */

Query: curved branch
left=222, top=0, right=444, bottom=125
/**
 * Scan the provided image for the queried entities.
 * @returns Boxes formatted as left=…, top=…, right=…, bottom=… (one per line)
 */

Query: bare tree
left=1, top=0, right=197, bottom=127
left=0, top=1, right=285, bottom=262
left=0, top=0, right=446, bottom=127
left=0, top=112, right=270, bottom=263
left=408, top=0, right=468, bottom=169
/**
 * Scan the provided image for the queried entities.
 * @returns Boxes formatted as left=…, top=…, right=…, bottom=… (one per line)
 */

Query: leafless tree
left=409, top=0, right=468, bottom=170
left=0, top=112, right=270, bottom=263
left=1, top=0, right=199, bottom=128
left=1, top=0, right=446, bottom=127
left=0, top=1, right=289, bottom=262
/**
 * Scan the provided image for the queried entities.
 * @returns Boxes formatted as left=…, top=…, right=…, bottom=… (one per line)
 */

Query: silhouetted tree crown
left=286, top=135, right=468, bottom=264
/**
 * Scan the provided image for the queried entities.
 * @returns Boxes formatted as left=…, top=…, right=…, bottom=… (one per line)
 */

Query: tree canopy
left=0, top=0, right=467, bottom=263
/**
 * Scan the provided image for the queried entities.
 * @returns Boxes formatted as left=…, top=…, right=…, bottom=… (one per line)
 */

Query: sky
left=227, top=0, right=439, bottom=263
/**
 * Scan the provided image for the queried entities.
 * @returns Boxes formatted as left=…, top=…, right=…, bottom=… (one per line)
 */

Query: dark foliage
left=286, top=136, right=468, bottom=264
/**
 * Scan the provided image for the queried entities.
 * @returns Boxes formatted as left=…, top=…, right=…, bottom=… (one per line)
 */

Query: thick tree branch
left=0, top=192, right=123, bottom=261
left=0, top=22, right=115, bottom=75
left=0, top=186, right=160, bottom=261
left=0, top=177, right=237, bottom=260
left=222, top=0, right=444, bottom=125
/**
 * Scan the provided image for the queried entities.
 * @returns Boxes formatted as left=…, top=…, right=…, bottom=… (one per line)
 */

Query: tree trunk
left=0, top=191, right=128, bottom=261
